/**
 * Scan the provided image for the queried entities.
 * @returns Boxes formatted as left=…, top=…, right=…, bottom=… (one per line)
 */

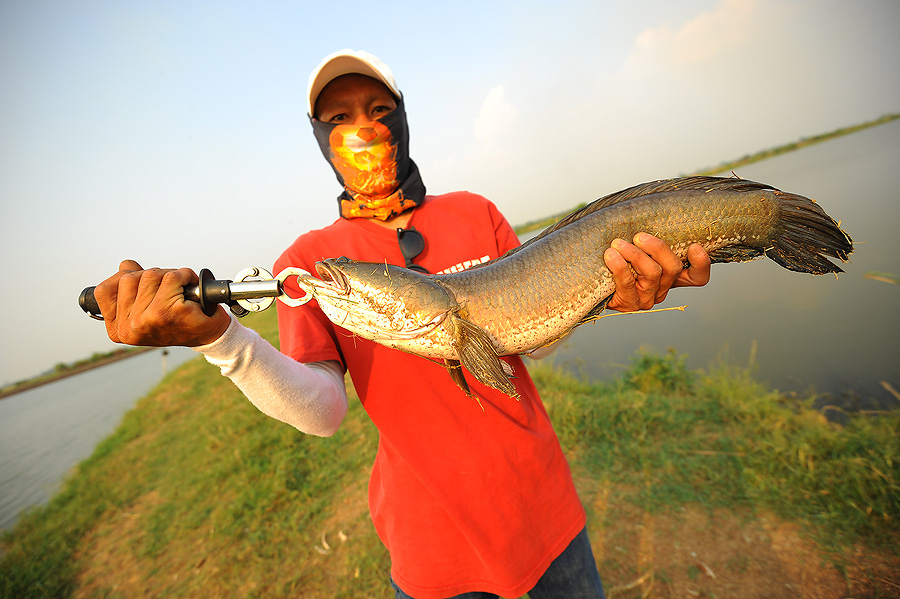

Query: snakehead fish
left=306, top=176, right=853, bottom=398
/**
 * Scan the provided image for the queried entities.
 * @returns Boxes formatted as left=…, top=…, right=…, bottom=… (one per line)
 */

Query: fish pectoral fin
left=443, top=359, right=472, bottom=396
left=449, top=315, right=520, bottom=399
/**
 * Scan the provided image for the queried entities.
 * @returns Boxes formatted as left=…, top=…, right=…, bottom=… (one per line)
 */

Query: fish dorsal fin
left=497, top=176, right=779, bottom=262
left=448, top=314, right=519, bottom=399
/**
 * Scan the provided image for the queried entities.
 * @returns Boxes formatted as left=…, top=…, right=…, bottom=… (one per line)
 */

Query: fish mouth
left=315, top=259, right=351, bottom=294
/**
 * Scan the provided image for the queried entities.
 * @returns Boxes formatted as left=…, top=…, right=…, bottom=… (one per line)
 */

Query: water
left=1, top=123, right=898, bottom=533
left=0, top=347, right=197, bottom=531
left=547, top=120, right=900, bottom=410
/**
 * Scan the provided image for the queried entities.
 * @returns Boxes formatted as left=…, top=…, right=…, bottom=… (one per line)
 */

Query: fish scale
left=311, top=176, right=852, bottom=398
left=438, top=188, right=778, bottom=355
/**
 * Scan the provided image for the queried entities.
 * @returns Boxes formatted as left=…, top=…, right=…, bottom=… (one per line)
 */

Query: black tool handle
left=79, top=268, right=229, bottom=320
left=78, top=286, right=102, bottom=319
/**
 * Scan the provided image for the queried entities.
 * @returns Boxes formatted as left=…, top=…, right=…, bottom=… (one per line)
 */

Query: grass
left=0, top=347, right=153, bottom=399
left=538, top=349, right=899, bottom=545
left=1, top=310, right=391, bottom=598
left=1, top=310, right=898, bottom=598
left=690, top=112, right=900, bottom=177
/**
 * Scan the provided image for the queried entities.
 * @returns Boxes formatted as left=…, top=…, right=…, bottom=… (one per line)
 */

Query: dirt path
left=71, top=481, right=899, bottom=598
left=589, top=499, right=899, bottom=599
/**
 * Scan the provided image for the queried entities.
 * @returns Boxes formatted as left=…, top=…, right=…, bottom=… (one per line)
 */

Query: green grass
left=0, top=347, right=152, bottom=399
left=538, top=349, right=899, bottom=550
left=1, top=311, right=898, bottom=598
left=691, top=112, right=900, bottom=177
left=0, top=311, right=389, bottom=598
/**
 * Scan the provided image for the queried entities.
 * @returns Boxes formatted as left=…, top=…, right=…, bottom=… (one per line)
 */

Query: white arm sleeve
left=192, top=315, right=348, bottom=437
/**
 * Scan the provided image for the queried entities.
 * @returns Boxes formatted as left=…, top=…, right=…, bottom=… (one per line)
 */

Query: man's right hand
left=94, top=259, right=231, bottom=347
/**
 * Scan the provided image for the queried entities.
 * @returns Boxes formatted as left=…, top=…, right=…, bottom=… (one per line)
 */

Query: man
left=95, top=50, right=711, bottom=599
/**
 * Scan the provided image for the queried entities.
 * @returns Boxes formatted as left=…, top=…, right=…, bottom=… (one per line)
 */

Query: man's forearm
left=194, top=316, right=348, bottom=436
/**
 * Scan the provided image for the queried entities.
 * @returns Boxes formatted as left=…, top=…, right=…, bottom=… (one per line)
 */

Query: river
left=547, top=119, right=900, bottom=411
left=2, top=121, right=898, bottom=533
left=0, top=347, right=197, bottom=531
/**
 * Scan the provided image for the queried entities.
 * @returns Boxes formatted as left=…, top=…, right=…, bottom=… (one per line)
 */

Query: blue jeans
left=390, top=527, right=606, bottom=599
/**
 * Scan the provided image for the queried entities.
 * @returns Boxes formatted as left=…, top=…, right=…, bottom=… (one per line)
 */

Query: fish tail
left=766, top=193, right=853, bottom=274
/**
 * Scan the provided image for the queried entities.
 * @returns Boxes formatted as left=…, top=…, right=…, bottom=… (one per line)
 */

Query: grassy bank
left=0, top=347, right=154, bottom=400
left=2, top=310, right=898, bottom=598
left=690, top=112, right=900, bottom=177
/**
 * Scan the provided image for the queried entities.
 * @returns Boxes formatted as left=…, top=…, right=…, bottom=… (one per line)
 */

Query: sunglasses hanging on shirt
left=396, top=226, right=429, bottom=274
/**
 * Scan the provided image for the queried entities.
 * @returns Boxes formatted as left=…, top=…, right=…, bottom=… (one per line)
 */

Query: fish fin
left=766, top=192, right=853, bottom=274
left=707, top=245, right=765, bottom=264
left=443, top=359, right=472, bottom=396
left=444, top=359, right=486, bottom=410
left=449, top=315, right=520, bottom=399
left=577, top=295, right=613, bottom=326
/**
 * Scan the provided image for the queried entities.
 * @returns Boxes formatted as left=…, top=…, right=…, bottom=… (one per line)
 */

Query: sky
left=1, top=0, right=898, bottom=385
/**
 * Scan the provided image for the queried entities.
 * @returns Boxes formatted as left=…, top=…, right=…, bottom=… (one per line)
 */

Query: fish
left=305, top=176, right=853, bottom=399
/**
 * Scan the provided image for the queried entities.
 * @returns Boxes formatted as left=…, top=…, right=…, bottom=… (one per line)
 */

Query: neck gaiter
left=311, top=97, right=426, bottom=220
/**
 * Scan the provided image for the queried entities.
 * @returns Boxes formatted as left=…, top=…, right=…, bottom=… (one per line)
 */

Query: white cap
left=307, top=49, right=401, bottom=117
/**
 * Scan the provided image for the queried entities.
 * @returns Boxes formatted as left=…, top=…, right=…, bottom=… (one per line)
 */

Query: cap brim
left=308, top=50, right=401, bottom=117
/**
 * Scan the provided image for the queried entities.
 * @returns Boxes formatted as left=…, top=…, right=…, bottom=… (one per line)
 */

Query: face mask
left=312, top=97, right=426, bottom=220
left=328, top=118, right=399, bottom=199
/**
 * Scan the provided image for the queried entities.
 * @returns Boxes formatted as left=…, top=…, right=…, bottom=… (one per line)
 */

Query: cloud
left=589, top=0, right=817, bottom=181
left=474, top=85, right=518, bottom=146
left=626, top=0, right=759, bottom=71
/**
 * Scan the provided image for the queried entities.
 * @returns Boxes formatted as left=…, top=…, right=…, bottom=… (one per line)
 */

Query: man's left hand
left=603, top=233, right=711, bottom=312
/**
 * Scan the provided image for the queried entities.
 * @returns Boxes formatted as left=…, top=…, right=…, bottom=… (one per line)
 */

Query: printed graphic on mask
left=312, top=98, right=426, bottom=221
left=329, top=120, right=399, bottom=200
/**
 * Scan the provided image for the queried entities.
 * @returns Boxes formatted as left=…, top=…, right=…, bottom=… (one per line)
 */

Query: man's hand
left=604, top=233, right=711, bottom=312
left=93, top=259, right=231, bottom=347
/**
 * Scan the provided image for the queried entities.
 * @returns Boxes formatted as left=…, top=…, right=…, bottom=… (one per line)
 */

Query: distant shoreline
left=513, top=112, right=900, bottom=235
left=0, top=347, right=157, bottom=400
left=7, top=112, right=897, bottom=394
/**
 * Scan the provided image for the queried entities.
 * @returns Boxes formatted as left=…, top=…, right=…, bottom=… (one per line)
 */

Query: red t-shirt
left=274, top=192, right=585, bottom=598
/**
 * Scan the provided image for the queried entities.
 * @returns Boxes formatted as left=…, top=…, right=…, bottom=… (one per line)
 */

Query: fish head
left=312, top=257, right=458, bottom=342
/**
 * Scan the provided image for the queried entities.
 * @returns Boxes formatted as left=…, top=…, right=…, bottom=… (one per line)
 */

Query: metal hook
left=274, top=267, right=316, bottom=308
